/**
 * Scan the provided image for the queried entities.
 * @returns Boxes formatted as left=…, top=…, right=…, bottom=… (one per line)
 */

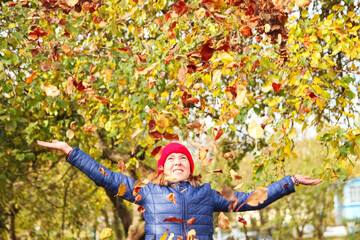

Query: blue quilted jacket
left=67, top=147, right=295, bottom=240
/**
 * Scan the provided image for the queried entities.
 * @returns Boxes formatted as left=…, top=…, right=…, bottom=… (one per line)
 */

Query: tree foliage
left=1, top=0, right=360, bottom=238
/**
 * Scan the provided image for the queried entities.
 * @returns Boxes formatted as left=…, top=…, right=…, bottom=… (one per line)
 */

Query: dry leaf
left=248, top=120, right=264, bottom=139
left=160, top=232, right=168, bottom=240
left=187, top=229, right=196, bottom=239
left=164, top=132, right=179, bottom=141
left=229, top=169, right=242, bottom=181
left=134, top=194, right=142, bottom=204
left=223, top=150, right=235, bottom=159
left=186, top=120, right=201, bottom=130
left=70, top=121, right=76, bottom=130
left=214, top=126, right=223, bottom=140
left=99, top=228, right=112, bottom=240
left=283, top=183, right=289, bottom=189
left=187, top=218, right=196, bottom=226
left=138, top=205, right=146, bottom=213
left=294, top=0, right=312, bottom=7
left=221, top=185, right=237, bottom=201
left=218, top=212, right=230, bottom=230
left=99, top=167, right=108, bottom=176
left=82, top=123, right=97, bottom=133
left=178, top=66, right=187, bottom=82
left=26, top=70, right=38, bottom=84
left=234, top=182, right=244, bottom=190
left=246, top=187, right=268, bottom=206
left=167, top=193, right=176, bottom=205
left=131, top=129, right=143, bottom=139
left=118, top=160, right=126, bottom=172
left=42, top=85, right=60, bottom=98
left=163, top=217, right=183, bottom=224
left=61, top=43, right=71, bottom=56
left=235, top=84, right=246, bottom=106
left=117, top=183, right=127, bottom=197
left=103, top=67, right=112, bottom=83
left=238, top=217, right=247, bottom=225
left=199, top=147, right=208, bottom=161
left=201, top=157, right=214, bottom=166
left=133, top=187, right=141, bottom=196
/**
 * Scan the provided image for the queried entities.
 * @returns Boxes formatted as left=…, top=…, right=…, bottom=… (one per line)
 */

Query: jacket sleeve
left=67, top=147, right=145, bottom=205
left=213, top=175, right=295, bottom=212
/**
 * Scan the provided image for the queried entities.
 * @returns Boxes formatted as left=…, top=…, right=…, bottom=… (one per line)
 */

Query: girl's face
left=163, top=153, right=191, bottom=182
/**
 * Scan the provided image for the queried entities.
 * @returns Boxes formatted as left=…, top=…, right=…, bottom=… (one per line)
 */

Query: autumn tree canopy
left=1, top=0, right=360, bottom=238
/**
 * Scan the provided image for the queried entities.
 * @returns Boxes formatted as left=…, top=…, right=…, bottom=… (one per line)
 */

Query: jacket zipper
left=180, top=182, right=187, bottom=238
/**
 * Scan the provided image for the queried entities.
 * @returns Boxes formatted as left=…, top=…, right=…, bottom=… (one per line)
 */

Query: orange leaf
left=198, top=147, right=208, bottom=161
left=187, top=217, right=196, bottom=226
left=118, top=160, right=126, bottom=172
left=99, top=167, right=108, bottom=176
left=164, top=132, right=179, bottom=141
left=283, top=183, right=289, bottom=189
left=246, top=187, right=268, bottom=206
left=163, top=217, right=183, bottom=224
left=218, top=212, right=230, bottom=230
left=186, top=120, right=201, bottom=130
left=167, top=193, right=176, bottom=205
left=117, top=183, right=127, bottom=197
left=137, top=205, right=146, bottom=213
left=26, top=70, right=38, bottom=84
left=151, top=146, right=163, bottom=157
left=148, top=130, right=163, bottom=140
left=214, top=126, right=223, bottom=140
left=229, top=169, right=242, bottom=181
left=134, top=194, right=142, bottom=204
left=187, top=97, right=199, bottom=104
left=61, top=43, right=72, bottom=56
left=239, top=26, right=253, bottom=37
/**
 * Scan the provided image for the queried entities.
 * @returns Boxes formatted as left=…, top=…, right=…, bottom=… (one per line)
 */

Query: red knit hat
left=157, top=142, right=194, bottom=175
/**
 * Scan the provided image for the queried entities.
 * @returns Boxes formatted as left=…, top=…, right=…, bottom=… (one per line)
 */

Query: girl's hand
left=37, top=140, right=73, bottom=154
left=292, top=175, right=323, bottom=186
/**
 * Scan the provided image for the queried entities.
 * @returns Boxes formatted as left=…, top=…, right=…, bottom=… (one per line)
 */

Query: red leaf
left=186, top=97, right=199, bottom=104
left=96, top=96, right=110, bottom=104
left=283, top=183, right=289, bottom=189
left=149, top=119, right=156, bottom=131
left=148, top=130, right=163, bottom=140
left=217, top=43, right=230, bottom=52
left=254, top=94, right=263, bottom=99
left=138, top=206, right=146, bottom=213
left=238, top=217, right=247, bottom=225
left=164, top=11, right=173, bottom=25
left=118, top=160, right=126, bottom=172
left=207, top=169, right=223, bottom=174
left=151, top=146, right=163, bottom=157
left=164, top=132, right=180, bottom=141
left=133, top=187, right=141, bottom=196
left=173, top=1, right=188, bottom=17
left=28, top=27, right=47, bottom=41
left=163, top=55, right=173, bottom=64
left=272, top=83, right=281, bottom=93
left=309, top=92, right=317, bottom=99
left=134, top=194, right=142, bottom=204
left=163, top=217, right=183, bottom=224
left=200, top=43, right=215, bottom=61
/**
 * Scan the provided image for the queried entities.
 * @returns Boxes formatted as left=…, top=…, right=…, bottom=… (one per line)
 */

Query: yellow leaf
left=160, top=232, right=168, bottom=240
left=117, top=183, right=127, bottom=196
left=212, top=70, right=222, bottom=89
left=42, top=85, right=60, bottom=98
left=99, top=228, right=112, bottom=240
left=248, top=120, right=264, bottom=139
left=295, top=0, right=311, bottom=8
left=247, top=187, right=268, bottom=206
left=235, top=84, right=246, bottom=107
left=103, top=67, right=112, bottom=83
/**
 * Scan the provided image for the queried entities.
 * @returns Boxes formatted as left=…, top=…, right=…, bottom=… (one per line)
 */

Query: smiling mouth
left=173, top=169, right=184, bottom=173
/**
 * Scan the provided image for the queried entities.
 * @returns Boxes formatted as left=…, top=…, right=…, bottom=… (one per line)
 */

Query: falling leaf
left=117, top=183, right=127, bottom=197
left=167, top=193, right=176, bottom=205
left=42, top=85, right=60, bottom=98
left=186, top=120, right=201, bottom=130
left=238, top=217, right=247, bottom=225
left=187, top=97, right=199, bottom=104
left=201, top=157, right=214, bottom=166
left=200, top=43, right=215, bottom=61
left=138, top=206, right=146, bottom=213
left=199, top=147, right=208, bottom=161
left=164, top=132, right=180, bottom=141
left=218, top=212, right=230, bottom=230
left=208, top=169, right=223, bottom=174
left=99, top=167, right=107, bottom=176
left=239, top=26, right=253, bottom=37
left=148, top=130, right=163, bottom=140
left=187, top=229, right=196, bottom=239
left=221, top=185, right=237, bottom=201
left=173, top=1, right=188, bottom=17
left=272, top=82, right=281, bottom=93
left=83, top=123, right=97, bottom=133
left=118, top=160, right=126, bottom=172
left=70, top=121, right=76, bottom=130
left=234, top=182, right=244, bottom=190
left=230, top=169, right=242, bottom=181
left=26, top=70, right=38, bottom=84
left=223, top=150, right=235, bottom=159
left=214, top=126, right=223, bottom=140
left=149, top=119, right=156, bottom=131
left=131, top=129, right=143, bottom=139
left=134, top=194, right=142, bottom=204
left=248, top=120, right=264, bottom=139
left=283, top=183, right=289, bottom=189
left=178, top=66, right=187, bottom=82
left=151, top=146, right=163, bottom=157
left=61, top=43, right=72, bottom=56
left=160, top=232, right=168, bottom=240
left=295, top=0, right=312, bottom=7
left=66, top=0, right=78, bottom=7
left=246, top=187, right=268, bottom=206
left=163, top=217, right=183, bottom=224
left=187, top=218, right=196, bottom=226
left=133, top=187, right=141, bottom=196
left=235, top=84, right=246, bottom=106
left=99, top=228, right=112, bottom=240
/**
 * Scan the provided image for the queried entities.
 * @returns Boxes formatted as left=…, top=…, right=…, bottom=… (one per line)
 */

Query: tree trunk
left=9, top=205, right=17, bottom=240
left=127, top=205, right=145, bottom=240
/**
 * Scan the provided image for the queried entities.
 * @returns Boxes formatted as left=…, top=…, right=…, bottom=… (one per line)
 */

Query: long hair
left=150, top=172, right=202, bottom=188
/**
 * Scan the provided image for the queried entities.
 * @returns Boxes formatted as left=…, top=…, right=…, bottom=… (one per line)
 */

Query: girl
left=37, top=140, right=322, bottom=240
